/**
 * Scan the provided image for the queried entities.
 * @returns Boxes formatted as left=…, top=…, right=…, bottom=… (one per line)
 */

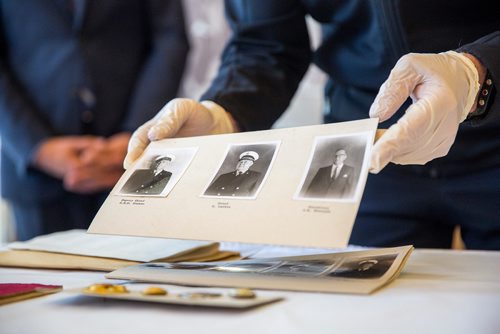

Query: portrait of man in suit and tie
left=327, top=254, right=397, bottom=279
left=297, top=133, right=370, bottom=201
left=305, top=149, right=355, bottom=199
left=120, top=154, right=174, bottom=195
left=204, top=142, right=279, bottom=199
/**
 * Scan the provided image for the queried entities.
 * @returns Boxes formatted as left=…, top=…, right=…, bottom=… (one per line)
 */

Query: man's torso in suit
left=306, top=164, right=355, bottom=199
left=121, top=169, right=172, bottom=195
left=205, top=170, right=261, bottom=197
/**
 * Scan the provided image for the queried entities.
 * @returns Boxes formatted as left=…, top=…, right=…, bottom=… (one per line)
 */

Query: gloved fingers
left=124, top=99, right=235, bottom=169
left=370, top=97, right=434, bottom=173
left=200, top=100, right=237, bottom=134
left=147, top=99, right=194, bottom=140
left=370, top=123, right=426, bottom=173
left=370, top=123, right=403, bottom=173
left=123, top=119, right=156, bottom=169
left=370, top=91, right=461, bottom=173
left=394, top=134, right=454, bottom=165
left=369, top=54, right=423, bottom=122
left=374, top=129, right=387, bottom=143
left=149, top=100, right=236, bottom=138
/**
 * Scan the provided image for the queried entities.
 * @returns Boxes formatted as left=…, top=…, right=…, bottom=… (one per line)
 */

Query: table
left=1, top=249, right=499, bottom=334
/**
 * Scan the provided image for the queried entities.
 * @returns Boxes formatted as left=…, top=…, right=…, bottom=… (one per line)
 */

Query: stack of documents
left=0, top=230, right=238, bottom=271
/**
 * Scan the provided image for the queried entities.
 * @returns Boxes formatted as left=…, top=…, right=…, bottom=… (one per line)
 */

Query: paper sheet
left=89, top=119, right=378, bottom=248
left=9, top=229, right=215, bottom=262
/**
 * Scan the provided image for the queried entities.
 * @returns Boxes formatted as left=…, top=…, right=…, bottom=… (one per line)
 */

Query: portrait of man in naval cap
left=204, top=142, right=279, bottom=198
left=120, top=154, right=175, bottom=195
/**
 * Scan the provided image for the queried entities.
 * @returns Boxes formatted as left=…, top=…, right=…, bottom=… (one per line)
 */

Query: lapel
left=337, top=165, right=344, bottom=178
left=152, top=170, right=169, bottom=183
left=330, top=164, right=341, bottom=179
left=52, top=0, right=88, bottom=32
left=72, top=0, right=88, bottom=32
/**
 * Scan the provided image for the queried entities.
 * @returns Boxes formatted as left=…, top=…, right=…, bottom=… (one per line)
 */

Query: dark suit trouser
left=10, top=192, right=107, bottom=241
left=350, top=165, right=500, bottom=250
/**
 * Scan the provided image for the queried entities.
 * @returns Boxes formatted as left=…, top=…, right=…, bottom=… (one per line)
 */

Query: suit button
left=77, top=87, right=96, bottom=107
left=81, top=110, right=94, bottom=123
left=429, top=168, right=439, bottom=178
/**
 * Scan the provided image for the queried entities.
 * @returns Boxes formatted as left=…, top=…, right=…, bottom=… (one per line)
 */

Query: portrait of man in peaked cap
left=204, top=142, right=279, bottom=199
left=120, top=154, right=175, bottom=195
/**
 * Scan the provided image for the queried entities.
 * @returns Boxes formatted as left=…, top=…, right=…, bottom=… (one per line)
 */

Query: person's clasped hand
left=64, top=132, right=131, bottom=194
left=32, top=136, right=101, bottom=180
left=369, top=51, right=483, bottom=173
left=123, top=98, right=238, bottom=169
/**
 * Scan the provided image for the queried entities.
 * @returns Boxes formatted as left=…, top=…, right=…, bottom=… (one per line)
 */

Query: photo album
left=107, top=245, right=413, bottom=294
left=88, top=118, right=378, bottom=248
left=89, top=118, right=415, bottom=294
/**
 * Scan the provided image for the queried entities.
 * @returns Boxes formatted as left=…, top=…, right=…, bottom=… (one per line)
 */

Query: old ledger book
left=0, top=230, right=237, bottom=272
left=89, top=119, right=378, bottom=248
left=108, top=245, right=413, bottom=294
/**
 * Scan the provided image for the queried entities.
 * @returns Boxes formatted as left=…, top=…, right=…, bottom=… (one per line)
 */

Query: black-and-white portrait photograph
left=261, top=259, right=337, bottom=277
left=134, top=252, right=400, bottom=281
left=296, top=132, right=371, bottom=202
left=155, top=258, right=337, bottom=278
left=213, top=260, right=282, bottom=273
left=118, top=147, right=198, bottom=197
left=202, top=142, right=280, bottom=199
left=327, top=254, right=397, bottom=279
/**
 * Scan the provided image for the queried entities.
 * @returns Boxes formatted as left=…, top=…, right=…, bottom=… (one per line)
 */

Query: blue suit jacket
left=0, top=0, right=189, bottom=202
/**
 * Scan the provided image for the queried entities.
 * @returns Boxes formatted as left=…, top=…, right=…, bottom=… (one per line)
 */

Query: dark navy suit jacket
left=0, top=0, right=189, bottom=202
left=120, top=169, right=172, bottom=195
left=205, top=170, right=261, bottom=197
left=306, top=164, right=355, bottom=199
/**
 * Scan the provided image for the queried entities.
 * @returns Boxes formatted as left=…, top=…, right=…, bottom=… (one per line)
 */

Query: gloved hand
left=124, top=98, right=237, bottom=169
left=369, top=51, right=482, bottom=173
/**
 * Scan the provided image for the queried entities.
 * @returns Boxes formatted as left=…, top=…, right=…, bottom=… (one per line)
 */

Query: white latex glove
left=124, top=98, right=237, bottom=169
left=369, top=51, right=481, bottom=173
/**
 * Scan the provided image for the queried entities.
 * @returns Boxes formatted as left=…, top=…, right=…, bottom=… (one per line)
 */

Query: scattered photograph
left=295, top=132, right=371, bottom=202
left=202, top=141, right=280, bottom=199
left=138, top=252, right=400, bottom=281
left=260, top=259, right=336, bottom=277
left=212, top=260, right=283, bottom=273
left=117, top=147, right=198, bottom=197
left=146, top=258, right=336, bottom=277
left=111, top=246, right=413, bottom=294
left=327, top=254, right=397, bottom=279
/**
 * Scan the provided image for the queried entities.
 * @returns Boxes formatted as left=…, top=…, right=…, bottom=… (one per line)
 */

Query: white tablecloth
left=1, top=249, right=499, bottom=334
